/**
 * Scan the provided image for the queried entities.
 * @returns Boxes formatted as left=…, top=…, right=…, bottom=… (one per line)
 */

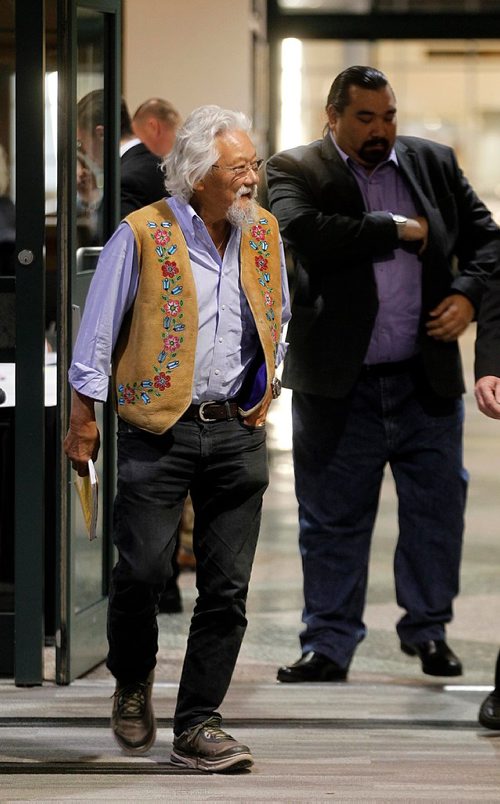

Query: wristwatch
left=391, top=213, right=408, bottom=238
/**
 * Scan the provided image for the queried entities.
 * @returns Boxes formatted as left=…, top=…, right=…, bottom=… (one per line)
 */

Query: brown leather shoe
left=111, top=670, right=156, bottom=754
left=177, top=544, right=196, bottom=572
left=171, top=716, right=253, bottom=772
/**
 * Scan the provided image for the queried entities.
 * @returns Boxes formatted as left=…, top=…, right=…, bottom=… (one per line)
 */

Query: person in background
left=266, top=65, right=500, bottom=684
left=0, top=143, right=15, bottom=276
left=77, top=89, right=165, bottom=218
left=132, top=97, right=181, bottom=158
left=76, top=152, right=102, bottom=242
left=64, top=104, right=290, bottom=772
left=473, top=260, right=500, bottom=731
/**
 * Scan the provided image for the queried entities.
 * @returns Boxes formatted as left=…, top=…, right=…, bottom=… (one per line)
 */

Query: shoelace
left=113, top=681, right=148, bottom=718
left=187, top=717, right=229, bottom=744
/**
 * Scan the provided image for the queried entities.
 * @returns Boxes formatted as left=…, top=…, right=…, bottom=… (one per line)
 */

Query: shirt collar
left=329, top=130, right=399, bottom=171
left=167, top=195, right=200, bottom=242
left=119, top=137, right=142, bottom=157
left=168, top=194, right=243, bottom=244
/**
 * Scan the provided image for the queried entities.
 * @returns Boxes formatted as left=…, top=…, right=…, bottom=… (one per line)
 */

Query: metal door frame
left=56, top=0, right=121, bottom=684
left=14, top=0, right=46, bottom=686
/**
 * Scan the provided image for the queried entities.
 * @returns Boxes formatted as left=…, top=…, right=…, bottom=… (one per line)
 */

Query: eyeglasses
left=211, top=158, right=263, bottom=179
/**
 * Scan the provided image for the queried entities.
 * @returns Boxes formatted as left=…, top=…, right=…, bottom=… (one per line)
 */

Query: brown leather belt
left=180, top=400, right=239, bottom=423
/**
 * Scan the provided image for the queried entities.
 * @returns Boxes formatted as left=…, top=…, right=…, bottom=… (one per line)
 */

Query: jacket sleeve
left=266, top=146, right=399, bottom=271
left=437, top=147, right=500, bottom=311
left=475, top=260, right=500, bottom=379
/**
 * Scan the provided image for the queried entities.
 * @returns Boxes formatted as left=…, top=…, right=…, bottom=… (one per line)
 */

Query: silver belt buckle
left=198, top=400, right=217, bottom=422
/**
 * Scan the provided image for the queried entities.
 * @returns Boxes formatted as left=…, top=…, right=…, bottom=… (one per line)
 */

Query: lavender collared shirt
left=68, top=195, right=291, bottom=404
left=333, top=135, right=422, bottom=364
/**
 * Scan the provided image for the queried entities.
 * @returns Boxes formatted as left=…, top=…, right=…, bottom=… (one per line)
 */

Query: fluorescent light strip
left=280, top=38, right=303, bottom=151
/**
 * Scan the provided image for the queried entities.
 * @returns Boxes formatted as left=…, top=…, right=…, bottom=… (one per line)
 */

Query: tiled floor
left=2, top=328, right=500, bottom=800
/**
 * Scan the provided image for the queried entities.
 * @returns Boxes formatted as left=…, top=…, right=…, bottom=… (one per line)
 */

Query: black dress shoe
left=277, top=651, right=348, bottom=683
left=479, top=691, right=500, bottom=730
left=400, top=639, right=463, bottom=677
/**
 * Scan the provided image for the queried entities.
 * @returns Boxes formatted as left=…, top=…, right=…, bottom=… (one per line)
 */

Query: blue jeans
left=107, top=416, right=269, bottom=735
left=293, top=363, right=467, bottom=669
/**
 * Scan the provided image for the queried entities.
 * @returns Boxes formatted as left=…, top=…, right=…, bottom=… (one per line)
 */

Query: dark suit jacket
left=120, top=142, right=166, bottom=218
left=267, top=134, right=500, bottom=399
left=475, top=262, right=500, bottom=380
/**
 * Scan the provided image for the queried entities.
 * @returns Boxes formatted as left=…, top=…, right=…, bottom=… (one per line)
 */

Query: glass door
left=0, top=0, right=63, bottom=686
left=56, top=0, right=121, bottom=683
left=0, top=0, right=23, bottom=681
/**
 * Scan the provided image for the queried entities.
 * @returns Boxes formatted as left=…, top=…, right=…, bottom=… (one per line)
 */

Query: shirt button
left=221, top=305, right=226, bottom=311
left=214, top=369, right=220, bottom=376
left=219, top=337, right=223, bottom=343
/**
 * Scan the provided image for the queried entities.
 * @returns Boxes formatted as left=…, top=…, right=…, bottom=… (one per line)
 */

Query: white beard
left=226, top=185, right=259, bottom=228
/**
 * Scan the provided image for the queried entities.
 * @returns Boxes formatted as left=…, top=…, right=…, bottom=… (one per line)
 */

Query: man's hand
left=242, top=386, right=273, bottom=428
left=63, top=390, right=101, bottom=476
left=400, top=216, right=429, bottom=255
left=426, top=294, right=474, bottom=342
left=475, top=375, right=500, bottom=419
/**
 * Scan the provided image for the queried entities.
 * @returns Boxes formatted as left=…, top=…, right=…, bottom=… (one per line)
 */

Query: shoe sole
left=421, top=665, right=462, bottom=677
left=276, top=670, right=348, bottom=683
left=170, top=749, right=253, bottom=772
left=112, top=718, right=157, bottom=755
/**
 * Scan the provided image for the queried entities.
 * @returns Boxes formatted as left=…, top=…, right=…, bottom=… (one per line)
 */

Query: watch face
left=393, top=214, right=407, bottom=224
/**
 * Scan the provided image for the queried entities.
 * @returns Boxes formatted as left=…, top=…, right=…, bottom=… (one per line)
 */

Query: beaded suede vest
left=113, top=200, right=282, bottom=434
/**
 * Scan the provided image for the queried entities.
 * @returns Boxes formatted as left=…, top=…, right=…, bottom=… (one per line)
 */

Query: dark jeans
left=293, top=364, right=467, bottom=669
left=107, top=416, right=268, bottom=735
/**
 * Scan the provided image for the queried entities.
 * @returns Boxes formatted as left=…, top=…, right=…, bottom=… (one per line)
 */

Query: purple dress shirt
left=333, top=135, right=422, bottom=364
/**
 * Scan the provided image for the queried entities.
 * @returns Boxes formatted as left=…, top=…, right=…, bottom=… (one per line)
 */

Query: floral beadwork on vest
left=248, top=219, right=279, bottom=356
left=116, top=218, right=185, bottom=408
left=114, top=200, right=281, bottom=433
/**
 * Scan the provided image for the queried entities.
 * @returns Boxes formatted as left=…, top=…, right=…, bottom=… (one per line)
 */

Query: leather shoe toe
left=400, top=639, right=462, bottom=677
left=479, top=692, right=500, bottom=730
left=277, top=651, right=348, bottom=683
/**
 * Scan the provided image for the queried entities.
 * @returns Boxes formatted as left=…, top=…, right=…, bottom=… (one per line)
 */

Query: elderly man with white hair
left=64, top=105, right=290, bottom=772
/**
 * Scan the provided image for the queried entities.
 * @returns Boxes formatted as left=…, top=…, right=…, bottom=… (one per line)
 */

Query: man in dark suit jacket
left=77, top=90, right=165, bottom=220
left=474, top=251, right=500, bottom=731
left=120, top=136, right=165, bottom=218
left=267, top=65, right=500, bottom=683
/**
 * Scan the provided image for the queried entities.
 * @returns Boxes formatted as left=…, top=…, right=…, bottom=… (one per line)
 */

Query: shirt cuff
left=275, top=341, right=288, bottom=368
left=68, top=362, right=110, bottom=402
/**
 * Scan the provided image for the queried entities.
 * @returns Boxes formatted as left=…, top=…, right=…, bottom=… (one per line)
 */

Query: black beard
left=358, top=138, right=390, bottom=165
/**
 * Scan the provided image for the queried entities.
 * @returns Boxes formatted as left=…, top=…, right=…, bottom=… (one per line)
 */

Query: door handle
left=76, top=246, right=103, bottom=273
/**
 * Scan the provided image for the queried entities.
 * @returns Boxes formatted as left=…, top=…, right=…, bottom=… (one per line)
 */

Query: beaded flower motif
left=117, top=219, right=184, bottom=407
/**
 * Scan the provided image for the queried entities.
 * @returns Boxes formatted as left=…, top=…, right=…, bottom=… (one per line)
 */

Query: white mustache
left=236, top=185, right=258, bottom=199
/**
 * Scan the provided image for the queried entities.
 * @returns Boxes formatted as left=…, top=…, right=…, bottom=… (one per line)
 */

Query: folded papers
left=75, top=458, right=98, bottom=540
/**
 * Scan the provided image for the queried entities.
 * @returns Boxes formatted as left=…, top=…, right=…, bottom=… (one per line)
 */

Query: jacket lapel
left=395, top=139, right=445, bottom=270
left=395, top=140, right=434, bottom=216
left=320, top=134, right=365, bottom=212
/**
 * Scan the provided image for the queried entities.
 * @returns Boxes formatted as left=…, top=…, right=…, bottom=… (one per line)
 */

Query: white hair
left=161, top=105, right=252, bottom=201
